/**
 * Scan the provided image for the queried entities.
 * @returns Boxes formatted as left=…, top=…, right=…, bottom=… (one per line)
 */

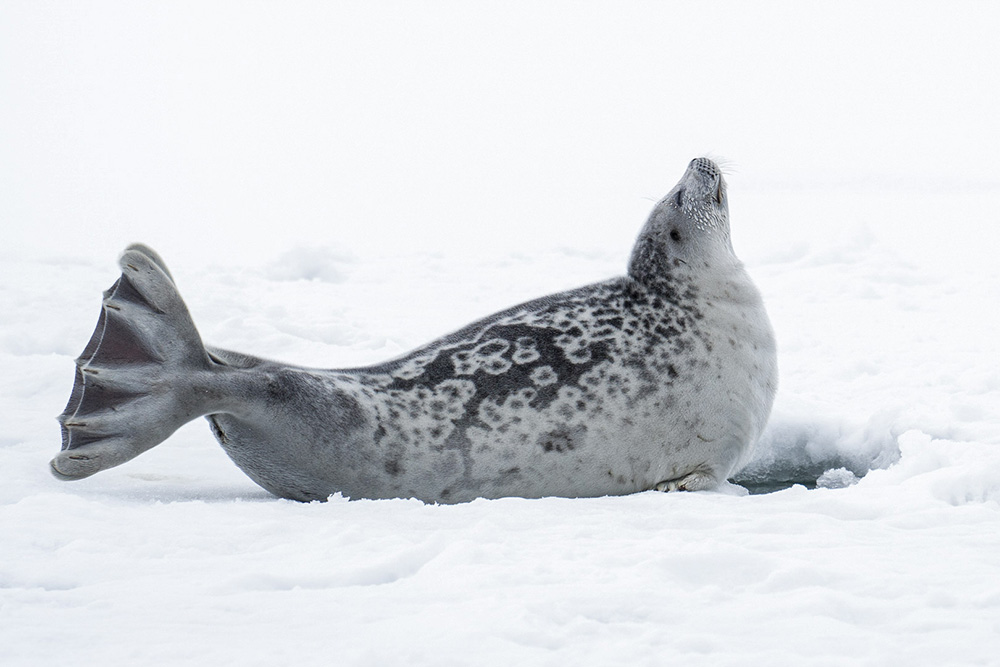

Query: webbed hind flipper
left=52, top=245, right=216, bottom=480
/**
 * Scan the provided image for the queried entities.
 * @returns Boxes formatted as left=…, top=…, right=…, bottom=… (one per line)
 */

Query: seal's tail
left=51, top=244, right=218, bottom=481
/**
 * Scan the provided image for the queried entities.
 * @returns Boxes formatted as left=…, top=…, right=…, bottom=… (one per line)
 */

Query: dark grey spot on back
left=381, top=322, right=613, bottom=423
left=538, top=424, right=587, bottom=454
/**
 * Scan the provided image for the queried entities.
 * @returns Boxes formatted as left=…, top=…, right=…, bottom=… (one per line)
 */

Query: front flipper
left=654, top=470, right=722, bottom=492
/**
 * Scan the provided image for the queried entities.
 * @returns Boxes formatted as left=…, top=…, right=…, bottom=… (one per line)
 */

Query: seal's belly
left=342, top=362, right=754, bottom=502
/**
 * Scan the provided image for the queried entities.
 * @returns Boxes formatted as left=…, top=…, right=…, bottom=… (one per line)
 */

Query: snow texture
left=2, top=2, right=1000, bottom=665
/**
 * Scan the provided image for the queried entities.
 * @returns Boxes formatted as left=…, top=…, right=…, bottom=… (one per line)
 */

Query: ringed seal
left=51, top=157, right=778, bottom=502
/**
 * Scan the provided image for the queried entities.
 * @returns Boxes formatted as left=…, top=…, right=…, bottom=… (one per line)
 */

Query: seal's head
left=628, top=157, right=735, bottom=285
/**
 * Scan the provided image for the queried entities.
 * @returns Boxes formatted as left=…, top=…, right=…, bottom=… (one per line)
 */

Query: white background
left=2, top=2, right=999, bottom=665
left=3, top=1, right=997, bottom=263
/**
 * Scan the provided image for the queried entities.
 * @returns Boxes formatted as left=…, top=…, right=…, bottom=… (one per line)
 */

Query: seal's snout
left=689, top=157, right=720, bottom=179
left=683, top=157, right=726, bottom=205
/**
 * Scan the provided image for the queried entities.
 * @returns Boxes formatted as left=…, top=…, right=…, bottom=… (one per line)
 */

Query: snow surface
left=3, top=2, right=1000, bottom=665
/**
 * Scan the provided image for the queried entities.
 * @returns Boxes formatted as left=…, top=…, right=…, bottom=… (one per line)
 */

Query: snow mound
left=735, top=409, right=901, bottom=491
left=264, top=246, right=355, bottom=283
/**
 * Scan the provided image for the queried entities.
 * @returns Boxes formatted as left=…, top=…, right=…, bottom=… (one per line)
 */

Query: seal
left=51, top=157, right=777, bottom=502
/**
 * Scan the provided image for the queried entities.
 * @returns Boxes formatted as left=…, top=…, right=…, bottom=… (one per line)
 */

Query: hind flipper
left=52, top=246, right=216, bottom=480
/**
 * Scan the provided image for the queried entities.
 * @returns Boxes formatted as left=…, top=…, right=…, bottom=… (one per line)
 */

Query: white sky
left=2, top=1, right=998, bottom=265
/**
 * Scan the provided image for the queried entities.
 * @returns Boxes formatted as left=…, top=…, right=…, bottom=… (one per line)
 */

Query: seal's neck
left=626, top=236, right=691, bottom=302
left=627, top=232, right=744, bottom=304
left=627, top=234, right=671, bottom=286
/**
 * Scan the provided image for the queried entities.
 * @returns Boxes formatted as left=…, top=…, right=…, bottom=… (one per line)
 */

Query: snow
left=2, top=1, right=1000, bottom=665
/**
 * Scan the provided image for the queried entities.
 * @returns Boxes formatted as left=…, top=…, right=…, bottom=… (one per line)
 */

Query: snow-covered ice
left=2, top=2, right=1000, bottom=665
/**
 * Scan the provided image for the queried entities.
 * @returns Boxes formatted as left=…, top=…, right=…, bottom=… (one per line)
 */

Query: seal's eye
left=669, top=229, right=681, bottom=243
left=674, top=189, right=684, bottom=207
